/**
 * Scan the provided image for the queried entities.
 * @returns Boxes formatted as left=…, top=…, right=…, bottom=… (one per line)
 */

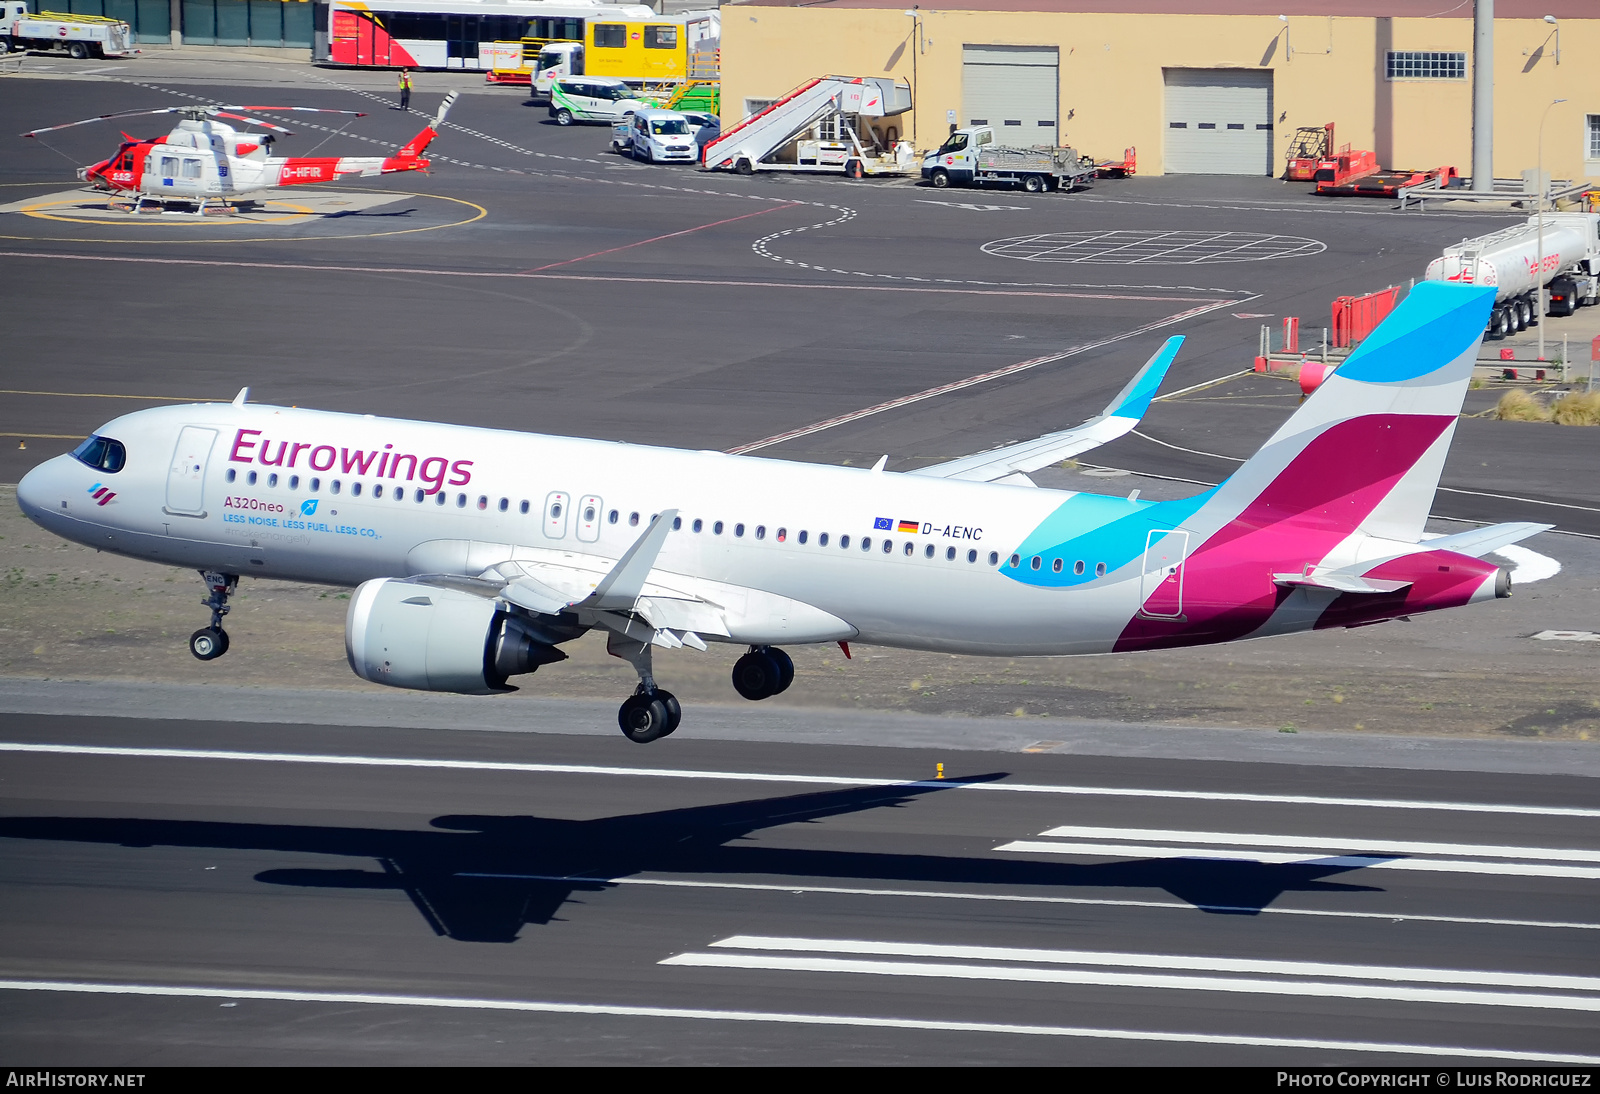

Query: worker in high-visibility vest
left=397, top=68, right=413, bottom=112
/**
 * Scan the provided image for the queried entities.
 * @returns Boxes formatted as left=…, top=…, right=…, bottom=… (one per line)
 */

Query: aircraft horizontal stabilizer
left=1421, top=522, right=1553, bottom=558
left=1272, top=570, right=1412, bottom=595
left=908, top=336, right=1182, bottom=483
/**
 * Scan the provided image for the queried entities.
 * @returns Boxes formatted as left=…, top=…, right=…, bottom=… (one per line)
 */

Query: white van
left=548, top=77, right=647, bottom=126
left=612, top=108, right=699, bottom=164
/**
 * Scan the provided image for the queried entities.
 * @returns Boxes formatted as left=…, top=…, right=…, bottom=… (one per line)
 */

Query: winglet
left=1106, top=335, right=1183, bottom=420
left=587, top=509, right=678, bottom=610
left=232, top=387, right=249, bottom=406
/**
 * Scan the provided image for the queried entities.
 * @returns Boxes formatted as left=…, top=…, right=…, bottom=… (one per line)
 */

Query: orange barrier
left=1331, top=286, right=1401, bottom=348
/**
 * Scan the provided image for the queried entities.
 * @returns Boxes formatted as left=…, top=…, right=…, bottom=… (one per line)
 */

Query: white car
left=679, top=110, right=722, bottom=155
left=612, top=108, right=699, bottom=164
left=548, top=77, right=647, bottom=126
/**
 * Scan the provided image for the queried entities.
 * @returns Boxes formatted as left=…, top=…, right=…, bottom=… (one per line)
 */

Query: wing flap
left=909, top=336, right=1182, bottom=483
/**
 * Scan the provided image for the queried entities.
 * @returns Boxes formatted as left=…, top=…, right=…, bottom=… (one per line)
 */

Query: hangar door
left=1163, top=69, right=1274, bottom=175
left=963, top=46, right=1059, bottom=146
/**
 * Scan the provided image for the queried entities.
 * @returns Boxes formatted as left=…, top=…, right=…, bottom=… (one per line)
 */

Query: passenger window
left=692, top=518, right=703, bottom=533
left=840, top=535, right=850, bottom=549
left=1030, top=556, right=1041, bottom=570
left=331, top=480, right=341, bottom=494
left=247, top=471, right=258, bottom=485
left=629, top=512, right=640, bottom=526
left=644, top=25, right=677, bottom=49
left=798, top=531, right=807, bottom=544
left=673, top=516, right=682, bottom=530
left=989, top=552, right=1000, bottom=566
left=755, top=526, right=766, bottom=540
left=583, top=504, right=595, bottom=522
left=609, top=510, right=619, bottom=524
left=352, top=482, right=362, bottom=497
left=819, top=533, right=829, bottom=547
left=1009, top=554, right=1020, bottom=567
left=1074, top=560, right=1085, bottom=575
left=499, top=498, right=509, bottom=512
left=967, top=549, right=977, bottom=563
left=182, top=159, right=202, bottom=179
left=1052, top=558, right=1063, bottom=573
left=436, top=491, right=446, bottom=506
left=592, top=23, right=624, bottom=47
left=884, top=540, right=893, bottom=554
left=226, top=468, right=236, bottom=483
left=776, top=528, right=786, bottom=542
left=713, top=521, right=724, bottom=534
left=289, top=475, right=299, bottom=490
left=373, top=484, right=382, bottom=498
left=478, top=496, right=488, bottom=510
left=160, top=156, right=178, bottom=175
left=457, top=493, right=466, bottom=507
left=734, top=523, right=745, bottom=537
left=268, top=473, right=278, bottom=487
left=1095, top=562, right=1107, bottom=576
left=415, top=489, right=425, bottom=502
left=395, top=489, right=405, bottom=503
left=310, top=478, right=320, bottom=492
left=925, top=544, right=935, bottom=559
left=903, top=542, right=913, bottom=556
left=861, top=537, right=871, bottom=551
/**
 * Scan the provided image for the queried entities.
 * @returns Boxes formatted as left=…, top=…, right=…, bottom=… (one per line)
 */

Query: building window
left=1385, top=51, right=1466, bottom=80
left=1589, top=115, right=1600, bottom=160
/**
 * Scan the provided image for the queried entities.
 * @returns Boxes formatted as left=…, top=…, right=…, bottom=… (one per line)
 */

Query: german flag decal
left=896, top=519, right=919, bottom=534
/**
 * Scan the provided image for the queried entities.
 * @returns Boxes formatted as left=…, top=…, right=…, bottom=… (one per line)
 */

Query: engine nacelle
left=345, top=577, right=568, bottom=694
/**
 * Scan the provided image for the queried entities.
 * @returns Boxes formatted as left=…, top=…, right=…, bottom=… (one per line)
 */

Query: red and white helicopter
left=22, top=91, right=457, bottom=214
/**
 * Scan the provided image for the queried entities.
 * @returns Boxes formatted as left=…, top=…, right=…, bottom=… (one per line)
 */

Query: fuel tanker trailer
left=1425, top=213, right=1600, bottom=339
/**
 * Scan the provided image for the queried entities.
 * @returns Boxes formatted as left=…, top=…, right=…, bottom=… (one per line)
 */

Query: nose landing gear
left=732, top=646, right=794, bottom=701
left=189, top=570, right=237, bottom=661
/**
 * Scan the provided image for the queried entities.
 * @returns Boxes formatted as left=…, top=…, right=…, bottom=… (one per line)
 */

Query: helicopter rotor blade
left=211, top=112, right=295, bottom=135
left=20, top=107, right=185, bottom=138
left=223, top=106, right=368, bottom=118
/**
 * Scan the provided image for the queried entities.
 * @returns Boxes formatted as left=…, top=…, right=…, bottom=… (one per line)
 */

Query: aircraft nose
left=16, top=455, right=69, bottom=524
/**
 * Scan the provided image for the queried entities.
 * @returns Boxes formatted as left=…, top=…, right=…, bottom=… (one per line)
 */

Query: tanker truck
left=1424, top=213, right=1600, bottom=339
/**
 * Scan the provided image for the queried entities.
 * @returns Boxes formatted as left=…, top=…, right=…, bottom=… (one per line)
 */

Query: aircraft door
left=1139, top=529, right=1188, bottom=619
left=165, top=426, right=217, bottom=516
left=576, top=495, right=602, bottom=542
left=544, top=491, right=570, bottom=539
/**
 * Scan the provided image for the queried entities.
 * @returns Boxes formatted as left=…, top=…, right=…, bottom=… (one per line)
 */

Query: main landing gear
left=609, top=633, right=681, bottom=744
left=189, top=570, right=237, bottom=661
left=732, top=646, right=794, bottom=701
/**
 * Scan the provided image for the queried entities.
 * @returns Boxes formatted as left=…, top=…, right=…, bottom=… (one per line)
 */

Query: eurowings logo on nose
left=300, top=499, right=318, bottom=517
left=87, top=483, right=116, bottom=507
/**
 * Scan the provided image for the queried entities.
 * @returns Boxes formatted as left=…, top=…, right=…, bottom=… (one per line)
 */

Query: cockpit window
left=71, top=435, right=126, bottom=473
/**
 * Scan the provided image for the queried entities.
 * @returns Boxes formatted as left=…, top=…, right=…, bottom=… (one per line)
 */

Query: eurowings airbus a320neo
left=16, top=283, right=1546, bottom=742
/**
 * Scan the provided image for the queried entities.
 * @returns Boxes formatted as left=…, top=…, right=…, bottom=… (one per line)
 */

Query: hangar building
left=720, top=0, right=1598, bottom=182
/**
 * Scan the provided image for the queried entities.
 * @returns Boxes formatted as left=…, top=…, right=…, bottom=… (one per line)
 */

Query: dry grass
left=1551, top=390, right=1600, bottom=426
left=1496, top=389, right=1553, bottom=422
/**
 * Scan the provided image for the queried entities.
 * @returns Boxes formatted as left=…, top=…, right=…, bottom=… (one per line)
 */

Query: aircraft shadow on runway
left=0, top=778, right=1390, bottom=943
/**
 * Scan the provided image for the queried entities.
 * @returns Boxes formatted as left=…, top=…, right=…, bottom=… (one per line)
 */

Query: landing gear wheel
left=766, top=647, right=794, bottom=695
left=660, top=692, right=682, bottom=736
left=555, top=108, right=574, bottom=126
left=619, top=690, right=674, bottom=743
left=930, top=168, right=949, bottom=189
left=1022, top=174, right=1046, bottom=194
left=189, top=627, right=228, bottom=661
left=732, top=647, right=791, bottom=700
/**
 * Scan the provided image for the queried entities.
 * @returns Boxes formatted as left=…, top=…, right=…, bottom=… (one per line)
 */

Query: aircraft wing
left=907, top=336, right=1182, bottom=485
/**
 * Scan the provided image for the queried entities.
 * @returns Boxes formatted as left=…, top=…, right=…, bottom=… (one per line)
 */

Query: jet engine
left=345, top=577, right=570, bottom=694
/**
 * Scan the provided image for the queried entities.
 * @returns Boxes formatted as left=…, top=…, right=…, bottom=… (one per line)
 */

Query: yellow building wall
left=721, top=9, right=1598, bottom=183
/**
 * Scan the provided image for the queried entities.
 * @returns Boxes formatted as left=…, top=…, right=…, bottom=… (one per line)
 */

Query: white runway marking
left=1, top=979, right=1594, bottom=1064
left=706, top=936, right=1600, bottom=993
left=982, top=230, right=1326, bottom=265
left=453, top=873, right=1600, bottom=931
left=997, top=841, right=1600, bottom=880
left=668, top=936, right=1600, bottom=1013
left=1035, top=825, right=1600, bottom=863
left=4, top=742, right=1597, bottom=817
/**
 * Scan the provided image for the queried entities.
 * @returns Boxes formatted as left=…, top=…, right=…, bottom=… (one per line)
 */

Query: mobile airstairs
left=701, top=75, right=914, bottom=177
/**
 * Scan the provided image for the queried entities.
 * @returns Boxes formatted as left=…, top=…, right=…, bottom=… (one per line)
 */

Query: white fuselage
left=18, top=403, right=1156, bottom=656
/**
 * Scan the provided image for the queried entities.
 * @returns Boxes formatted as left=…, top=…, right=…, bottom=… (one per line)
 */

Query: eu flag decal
left=873, top=517, right=893, bottom=530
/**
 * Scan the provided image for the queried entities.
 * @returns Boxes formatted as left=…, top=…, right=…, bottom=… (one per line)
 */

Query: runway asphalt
left=2, top=712, right=1599, bottom=1065
left=2, top=59, right=1598, bottom=1066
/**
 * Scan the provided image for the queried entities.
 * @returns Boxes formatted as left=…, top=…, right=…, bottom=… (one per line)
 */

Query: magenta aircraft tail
left=1114, top=282, right=1528, bottom=651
